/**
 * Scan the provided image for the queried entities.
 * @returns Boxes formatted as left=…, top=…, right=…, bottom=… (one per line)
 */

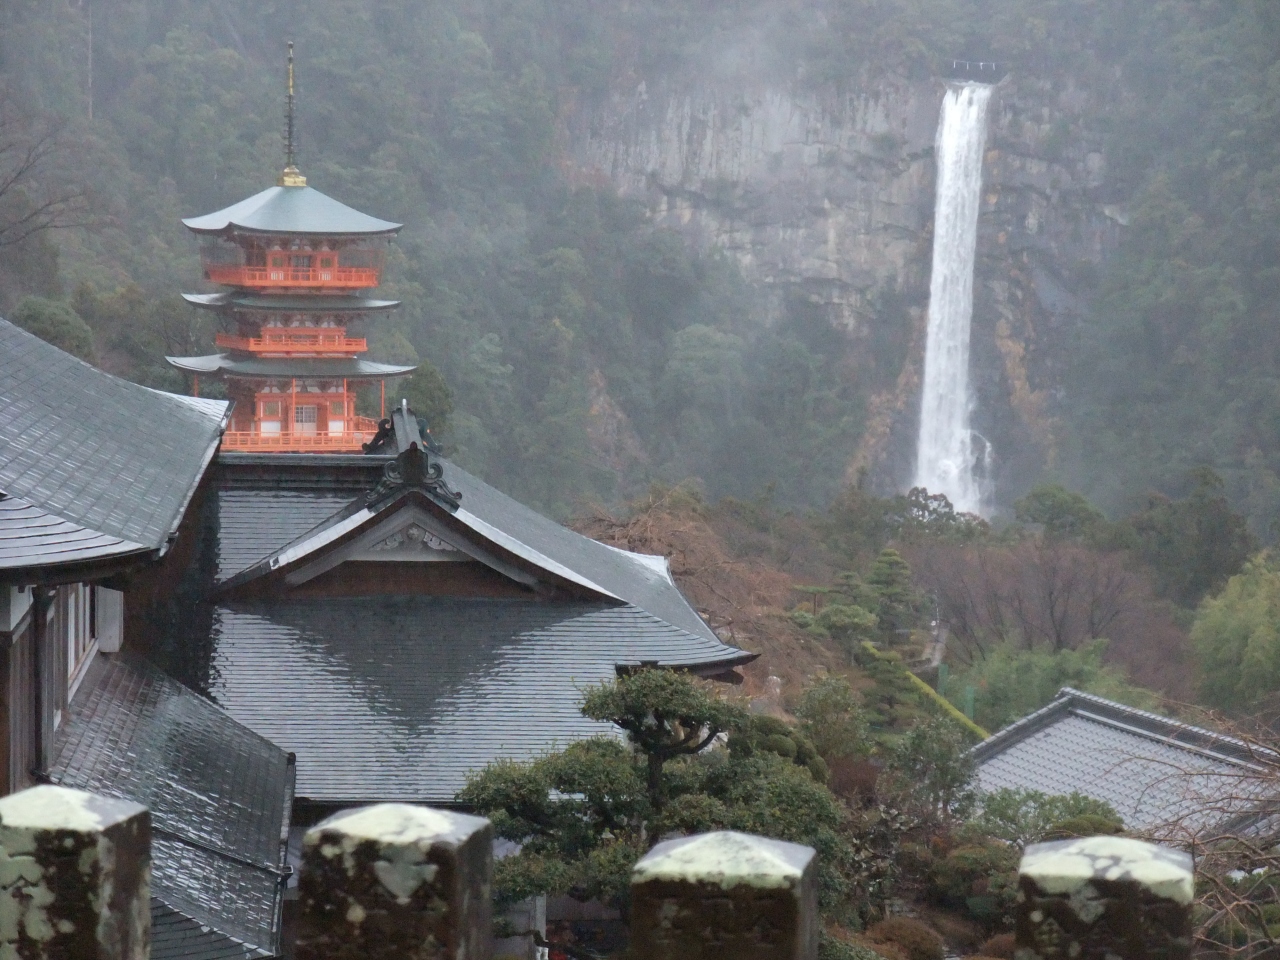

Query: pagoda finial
left=279, top=41, right=307, bottom=187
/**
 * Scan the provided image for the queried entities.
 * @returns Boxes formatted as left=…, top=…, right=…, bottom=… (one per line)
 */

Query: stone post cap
left=1020, top=836, right=1194, bottom=905
left=305, top=803, right=490, bottom=850
left=0, top=785, right=147, bottom=837
left=632, top=831, right=816, bottom=891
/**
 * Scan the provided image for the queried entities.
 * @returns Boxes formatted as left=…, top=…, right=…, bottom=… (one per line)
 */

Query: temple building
left=167, top=47, right=414, bottom=452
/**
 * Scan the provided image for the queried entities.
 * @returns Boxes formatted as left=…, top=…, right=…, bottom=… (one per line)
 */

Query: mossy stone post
left=629, top=830, right=818, bottom=960
left=296, top=803, right=493, bottom=960
left=0, top=784, right=150, bottom=960
left=1016, top=836, right=1194, bottom=960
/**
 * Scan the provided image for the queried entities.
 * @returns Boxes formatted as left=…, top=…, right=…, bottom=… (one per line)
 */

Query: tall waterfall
left=914, top=82, right=993, bottom=516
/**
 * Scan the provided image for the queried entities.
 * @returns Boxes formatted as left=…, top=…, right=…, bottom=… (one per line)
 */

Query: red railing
left=221, top=416, right=382, bottom=453
left=216, top=329, right=367, bottom=355
left=203, top=264, right=382, bottom=290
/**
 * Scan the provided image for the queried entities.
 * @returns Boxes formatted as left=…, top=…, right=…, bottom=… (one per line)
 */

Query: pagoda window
left=291, top=254, right=312, bottom=269
left=270, top=255, right=286, bottom=268
left=295, top=405, right=318, bottom=435
left=261, top=400, right=282, bottom=418
left=320, top=256, right=334, bottom=269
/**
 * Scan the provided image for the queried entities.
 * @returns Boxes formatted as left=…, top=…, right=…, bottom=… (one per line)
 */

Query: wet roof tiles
left=182, top=292, right=400, bottom=312
left=49, top=655, right=291, bottom=957
left=166, top=354, right=415, bottom=379
left=207, top=597, right=749, bottom=804
left=182, top=185, right=401, bottom=235
left=0, top=320, right=229, bottom=573
left=972, top=688, right=1274, bottom=833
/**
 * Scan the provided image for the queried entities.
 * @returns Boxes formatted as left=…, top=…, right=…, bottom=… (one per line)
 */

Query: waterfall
left=914, top=82, right=993, bottom=516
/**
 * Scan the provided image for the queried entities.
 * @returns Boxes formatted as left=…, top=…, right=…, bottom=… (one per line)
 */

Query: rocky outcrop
left=565, top=69, right=1124, bottom=507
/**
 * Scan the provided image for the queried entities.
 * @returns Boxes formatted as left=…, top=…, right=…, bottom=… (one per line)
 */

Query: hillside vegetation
left=1, top=0, right=1279, bottom=531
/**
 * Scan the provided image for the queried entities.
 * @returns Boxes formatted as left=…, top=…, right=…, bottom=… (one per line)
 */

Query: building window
left=295, top=405, right=318, bottom=435
left=329, top=401, right=344, bottom=416
left=262, top=401, right=282, bottom=417
left=271, top=255, right=285, bottom=268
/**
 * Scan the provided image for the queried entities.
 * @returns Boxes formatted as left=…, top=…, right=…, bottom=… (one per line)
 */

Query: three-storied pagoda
left=167, top=45, right=414, bottom=452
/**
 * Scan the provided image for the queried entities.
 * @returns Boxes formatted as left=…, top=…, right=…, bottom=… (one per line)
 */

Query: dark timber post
left=1016, top=836, right=1194, bottom=960
left=0, top=784, right=150, bottom=960
left=629, top=830, right=819, bottom=960
left=296, top=802, right=493, bottom=960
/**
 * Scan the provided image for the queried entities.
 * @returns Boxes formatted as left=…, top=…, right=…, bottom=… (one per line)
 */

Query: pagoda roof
left=0, top=319, right=229, bottom=579
left=166, top=354, right=415, bottom=380
left=182, top=185, right=401, bottom=236
left=183, top=292, right=400, bottom=313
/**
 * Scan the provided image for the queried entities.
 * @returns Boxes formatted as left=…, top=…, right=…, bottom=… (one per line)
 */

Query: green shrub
left=820, top=932, right=891, bottom=960
left=864, top=917, right=945, bottom=960
left=929, top=842, right=1020, bottom=927
left=967, top=789, right=1123, bottom=847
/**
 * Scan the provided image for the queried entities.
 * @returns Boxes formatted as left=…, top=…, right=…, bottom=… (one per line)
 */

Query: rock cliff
left=566, top=70, right=1124, bottom=509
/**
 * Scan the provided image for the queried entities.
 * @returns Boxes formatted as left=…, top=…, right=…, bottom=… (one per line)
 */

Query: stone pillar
left=1016, top=835, right=1194, bottom=960
left=629, top=830, right=818, bottom=960
left=296, top=802, right=493, bottom=960
left=0, top=784, right=150, bottom=960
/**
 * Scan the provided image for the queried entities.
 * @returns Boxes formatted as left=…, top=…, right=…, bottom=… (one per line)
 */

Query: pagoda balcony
left=215, top=329, right=367, bottom=355
left=203, top=264, right=382, bottom=290
left=221, top=416, right=383, bottom=453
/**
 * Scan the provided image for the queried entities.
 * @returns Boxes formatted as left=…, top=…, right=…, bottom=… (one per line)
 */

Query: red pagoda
left=167, top=46, right=415, bottom=452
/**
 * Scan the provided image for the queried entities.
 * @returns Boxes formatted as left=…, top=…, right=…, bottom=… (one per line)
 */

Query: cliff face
left=566, top=70, right=1123, bottom=507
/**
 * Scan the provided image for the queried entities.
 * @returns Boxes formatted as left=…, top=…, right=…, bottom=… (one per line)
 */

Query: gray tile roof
left=48, top=654, right=292, bottom=957
left=182, top=185, right=401, bottom=235
left=214, top=453, right=722, bottom=644
left=205, top=597, right=751, bottom=804
left=151, top=901, right=272, bottom=960
left=182, top=292, right=400, bottom=313
left=971, top=688, right=1275, bottom=833
left=0, top=319, right=229, bottom=573
left=166, top=354, right=415, bottom=379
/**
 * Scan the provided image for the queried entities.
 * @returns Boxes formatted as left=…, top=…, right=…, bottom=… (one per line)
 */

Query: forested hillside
left=2, top=0, right=1279, bottom=530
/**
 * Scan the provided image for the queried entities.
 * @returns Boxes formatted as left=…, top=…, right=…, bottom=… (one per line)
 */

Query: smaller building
left=971, top=687, right=1276, bottom=835
left=0, top=319, right=294, bottom=959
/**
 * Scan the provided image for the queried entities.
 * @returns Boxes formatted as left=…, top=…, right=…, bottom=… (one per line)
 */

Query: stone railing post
left=629, top=830, right=818, bottom=960
left=296, top=802, right=493, bottom=960
left=0, top=784, right=150, bottom=960
left=1017, top=835, right=1194, bottom=960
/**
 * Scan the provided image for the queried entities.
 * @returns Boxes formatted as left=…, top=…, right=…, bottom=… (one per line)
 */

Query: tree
left=1191, top=554, right=1280, bottom=711
left=580, top=667, right=746, bottom=813
left=0, top=86, right=88, bottom=250
left=866, top=547, right=921, bottom=639
left=948, top=639, right=1157, bottom=731
left=11, top=295, right=94, bottom=360
left=881, top=716, right=977, bottom=823
left=461, top=668, right=859, bottom=915
left=793, top=674, right=871, bottom=763
left=1014, top=484, right=1108, bottom=543
left=1124, top=469, right=1256, bottom=608
left=966, top=788, right=1123, bottom=848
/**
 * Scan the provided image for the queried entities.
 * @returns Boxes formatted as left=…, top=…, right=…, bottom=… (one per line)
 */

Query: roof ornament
left=279, top=42, right=307, bottom=188
left=366, top=400, right=461, bottom=509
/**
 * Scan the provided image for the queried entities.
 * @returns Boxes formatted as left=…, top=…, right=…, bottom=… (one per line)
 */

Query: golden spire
left=279, top=41, right=307, bottom=187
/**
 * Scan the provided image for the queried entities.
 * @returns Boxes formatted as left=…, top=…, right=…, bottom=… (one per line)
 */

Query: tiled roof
left=182, top=292, right=400, bottom=313
left=165, top=354, right=415, bottom=379
left=151, top=900, right=271, bottom=960
left=213, top=453, right=721, bottom=644
left=0, top=319, right=229, bottom=572
left=182, top=185, right=401, bottom=235
left=971, top=688, right=1274, bottom=833
left=205, top=597, right=752, bottom=804
left=48, top=655, right=292, bottom=957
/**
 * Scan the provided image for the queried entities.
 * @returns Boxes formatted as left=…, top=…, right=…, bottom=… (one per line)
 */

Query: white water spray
left=914, top=82, right=993, bottom=516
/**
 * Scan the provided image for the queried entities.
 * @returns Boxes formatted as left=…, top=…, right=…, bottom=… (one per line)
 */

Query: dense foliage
left=4, top=0, right=1279, bottom=526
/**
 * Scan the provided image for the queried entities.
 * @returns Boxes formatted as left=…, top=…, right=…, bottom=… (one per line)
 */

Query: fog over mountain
left=2, top=0, right=1278, bottom=532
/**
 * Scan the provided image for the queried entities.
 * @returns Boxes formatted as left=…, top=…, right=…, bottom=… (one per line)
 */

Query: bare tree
left=0, top=85, right=91, bottom=248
